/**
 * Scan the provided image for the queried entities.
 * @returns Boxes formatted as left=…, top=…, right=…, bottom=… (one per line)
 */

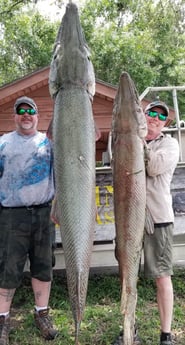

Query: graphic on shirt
left=13, top=152, right=52, bottom=189
left=0, top=143, right=6, bottom=178
left=0, top=133, right=54, bottom=206
left=0, top=155, right=5, bottom=178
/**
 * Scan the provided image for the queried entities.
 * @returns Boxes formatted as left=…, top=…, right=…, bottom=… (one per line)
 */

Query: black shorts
left=0, top=205, right=55, bottom=289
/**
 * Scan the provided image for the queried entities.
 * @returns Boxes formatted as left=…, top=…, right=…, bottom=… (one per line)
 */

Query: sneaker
left=34, top=308, right=58, bottom=340
left=0, top=315, right=10, bottom=345
left=160, top=334, right=172, bottom=345
left=112, top=326, right=142, bottom=345
left=111, top=331, right=123, bottom=345
left=133, top=326, right=142, bottom=345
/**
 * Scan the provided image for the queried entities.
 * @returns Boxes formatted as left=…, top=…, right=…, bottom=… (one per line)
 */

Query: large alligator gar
left=49, top=2, right=96, bottom=344
left=112, top=72, right=147, bottom=345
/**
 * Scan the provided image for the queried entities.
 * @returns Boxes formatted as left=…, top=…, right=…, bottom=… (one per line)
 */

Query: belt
left=0, top=202, right=51, bottom=210
left=154, top=222, right=173, bottom=228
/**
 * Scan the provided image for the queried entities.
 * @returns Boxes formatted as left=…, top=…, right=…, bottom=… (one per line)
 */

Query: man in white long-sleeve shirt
left=144, top=100, right=179, bottom=345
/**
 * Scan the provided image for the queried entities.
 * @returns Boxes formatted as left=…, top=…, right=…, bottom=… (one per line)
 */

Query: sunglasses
left=17, top=108, right=37, bottom=115
left=146, top=110, right=167, bottom=122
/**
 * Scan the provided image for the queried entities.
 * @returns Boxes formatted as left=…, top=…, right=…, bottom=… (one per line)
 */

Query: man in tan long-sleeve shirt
left=144, top=100, right=179, bottom=345
left=113, top=100, right=179, bottom=345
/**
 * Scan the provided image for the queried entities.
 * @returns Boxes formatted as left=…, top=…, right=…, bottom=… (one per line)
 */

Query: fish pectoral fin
left=145, top=206, right=154, bottom=234
left=46, top=119, right=53, bottom=140
left=125, top=169, right=143, bottom=176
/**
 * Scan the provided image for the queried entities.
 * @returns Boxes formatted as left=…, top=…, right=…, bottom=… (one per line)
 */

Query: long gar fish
left=112, top=72, right=147, bottom=345
left=49, top=2, right=96, bottom=344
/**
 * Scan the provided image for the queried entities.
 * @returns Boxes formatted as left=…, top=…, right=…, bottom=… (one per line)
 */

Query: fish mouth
left=60, top=3, right=85, bottom=49
left=112, top=71, right=147, bottom=138
left=66, top=2, right=78, bottom=11
left=119, top=72, right=139, bottom=101
left=49, top=1, right=95, bottom=98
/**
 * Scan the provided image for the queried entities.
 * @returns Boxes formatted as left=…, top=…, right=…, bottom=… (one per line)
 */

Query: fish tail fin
left=120, top=278, right=127, bottom=313
left=75, top=323, right=80, bottom=345
left=121, top=287, right=137, bottom=345
left=74, top=271, right=83, bottom=344
left=124, top=317, right=134, bottom=345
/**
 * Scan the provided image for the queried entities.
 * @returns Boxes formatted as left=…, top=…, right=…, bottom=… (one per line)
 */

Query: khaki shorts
left=0, top=205, right=55, bottom=289
left=143, top=223, right=173, bottom=278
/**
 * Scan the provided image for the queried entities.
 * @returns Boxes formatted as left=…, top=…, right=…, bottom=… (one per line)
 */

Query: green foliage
left=80, top=0, right=185, bottom=101
left=10, top=269, right=185, bottom=344
left=0, top=0, right=185, bottom=113
left=0, top=2, right=59, bottom=85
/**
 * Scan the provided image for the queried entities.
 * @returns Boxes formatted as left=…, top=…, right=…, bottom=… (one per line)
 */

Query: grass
left=10, top=268, right=185, bottom=345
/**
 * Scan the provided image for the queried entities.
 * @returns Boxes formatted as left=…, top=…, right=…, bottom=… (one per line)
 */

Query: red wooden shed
left=0, top=67, right=174, bottom=161
left=0, top=66, right=118, bottom=161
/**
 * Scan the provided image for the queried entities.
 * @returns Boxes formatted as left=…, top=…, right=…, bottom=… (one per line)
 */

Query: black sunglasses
left=17, top=108, right=37, bottom=116
left=146, top=110, right=167, bottom=122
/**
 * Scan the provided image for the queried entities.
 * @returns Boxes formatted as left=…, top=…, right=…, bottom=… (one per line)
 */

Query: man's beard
left=21, top=123, right=34, bottom=129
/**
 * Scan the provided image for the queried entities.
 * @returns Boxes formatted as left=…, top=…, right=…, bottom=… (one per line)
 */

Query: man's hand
left=50, top=197, right=60, bottom=225
left=143, top=140, right=150, bottom=167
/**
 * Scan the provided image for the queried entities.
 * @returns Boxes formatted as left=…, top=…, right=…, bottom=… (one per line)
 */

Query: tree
left=1, top=0, right=185, bottom=112
left=80, top=0, right=185, bottom=104
left=0, top=0, right=59, bottom=85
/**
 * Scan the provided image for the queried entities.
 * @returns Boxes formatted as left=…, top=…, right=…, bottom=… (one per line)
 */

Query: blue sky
left=35, top=0, right=86, bottom=21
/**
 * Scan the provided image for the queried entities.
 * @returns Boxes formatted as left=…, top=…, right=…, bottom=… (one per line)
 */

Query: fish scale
left=53, top=88, right=95, bottom=343
left=49, top=2, right=96, bottom=344
left=112, top=72, right=147, bottom=345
